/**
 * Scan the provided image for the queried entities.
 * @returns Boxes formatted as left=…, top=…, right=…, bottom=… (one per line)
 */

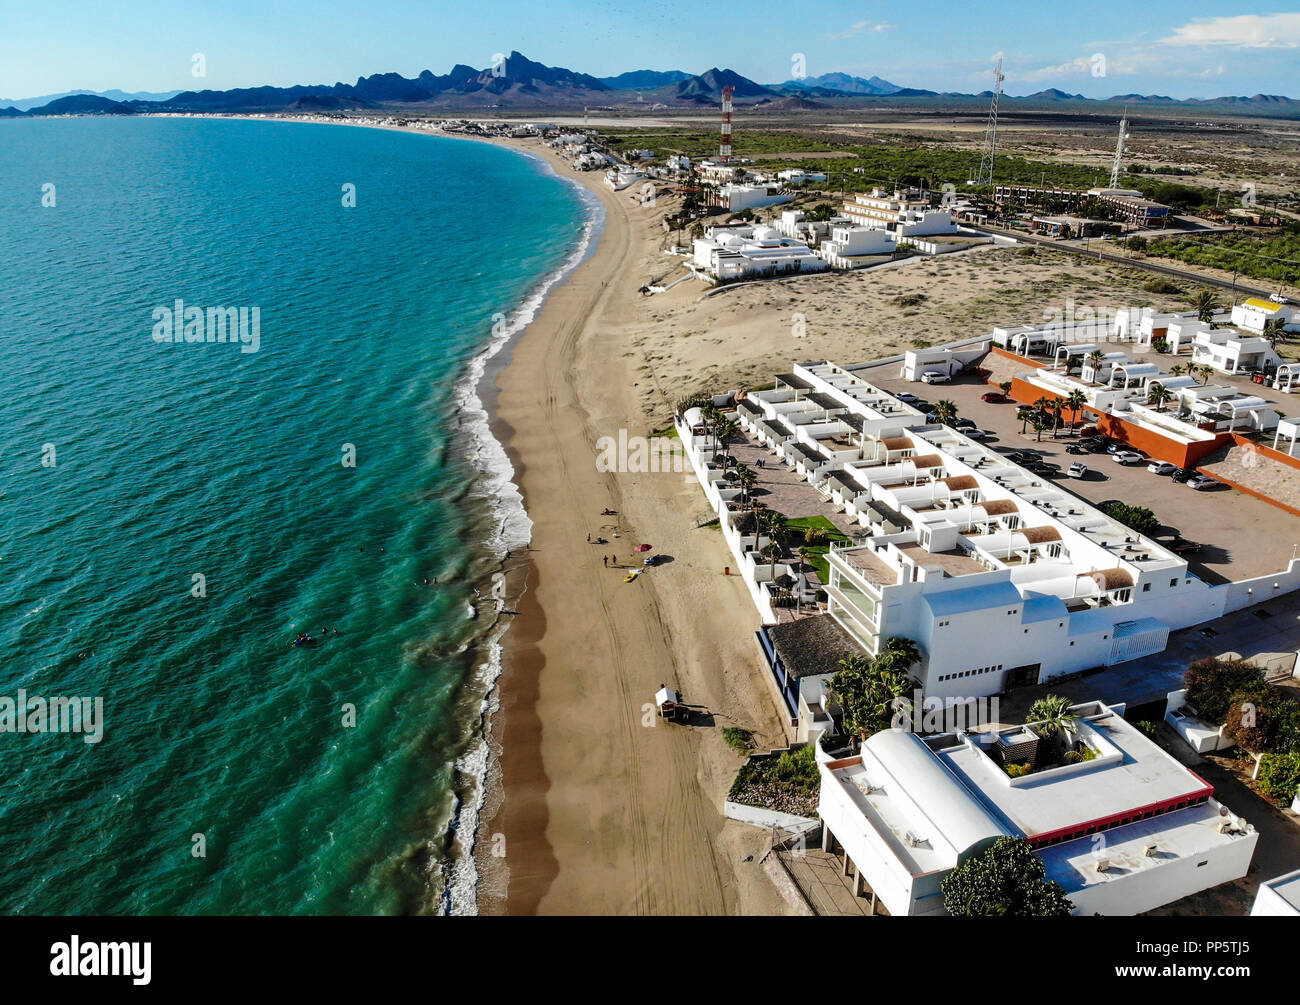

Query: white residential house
left=1251, top=868, right=1300, bottom=916
left=818, top=225, right=897, bottom=268
left=1191, top=328, right=1282, bottom=376
left=1231, top=297, right=1298, bottom=335
left=777, top=169, right=828, bottom=184
left=719, top=183, right=793, bottom=214
left=691, top=225, right=827, bottom=282
left=817, top=702, right=1258, bottom=917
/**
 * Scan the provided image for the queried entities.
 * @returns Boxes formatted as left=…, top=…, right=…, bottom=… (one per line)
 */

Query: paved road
left=969, top=224, right=1277, bottom=300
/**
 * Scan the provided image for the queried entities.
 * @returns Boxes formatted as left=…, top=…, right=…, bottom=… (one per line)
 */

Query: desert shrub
left=1257, top=752, right=1300, bottom=804
left=721, top=727, right=754, bottom=753
left=1006, top=762, right=1032, bottom=778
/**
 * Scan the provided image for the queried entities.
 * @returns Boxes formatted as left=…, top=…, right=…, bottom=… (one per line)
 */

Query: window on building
left=1142, top=583, right=1151, bottom=593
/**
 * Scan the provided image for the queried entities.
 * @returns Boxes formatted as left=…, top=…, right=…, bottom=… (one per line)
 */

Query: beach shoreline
left=175, top=114, right=793, bottom=914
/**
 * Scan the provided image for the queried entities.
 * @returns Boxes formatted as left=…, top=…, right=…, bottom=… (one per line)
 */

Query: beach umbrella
left=635, top=543, right=652, bottom=552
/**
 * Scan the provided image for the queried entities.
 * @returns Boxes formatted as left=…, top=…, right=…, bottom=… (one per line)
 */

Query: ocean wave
left=441, top=153, right=603, bottom=916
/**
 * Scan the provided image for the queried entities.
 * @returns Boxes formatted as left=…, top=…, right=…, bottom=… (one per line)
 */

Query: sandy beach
left=475, top=137, right=792, bottom=915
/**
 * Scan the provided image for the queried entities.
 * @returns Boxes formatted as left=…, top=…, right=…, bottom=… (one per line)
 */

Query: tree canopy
left=941, top=837, right=1075, bottom=917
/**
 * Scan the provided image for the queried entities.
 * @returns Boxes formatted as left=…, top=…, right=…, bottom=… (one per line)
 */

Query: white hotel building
left=841, top=188, right=959, bottom=239
left=716, top=359, right=1300, bottom=699
left=817, top=701, right=1258, bottom=916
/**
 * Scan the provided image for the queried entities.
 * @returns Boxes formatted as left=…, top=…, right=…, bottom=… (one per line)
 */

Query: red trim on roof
left=1025, top=784, right=1215, bottom=849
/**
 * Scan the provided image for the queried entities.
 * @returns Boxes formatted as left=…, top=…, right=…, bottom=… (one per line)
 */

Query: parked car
left=896, top=392, right=921, bottom=405
left=1065, top=444, right=1087, bottom=455
left=981, top=391, right=1008, bottom=403
left=1170, top=468, right=1197, bottom=483
left=1028, top=461, right=1061, bottom=475
left=1112, top=451, right=1144, bottom=464
left=1187, top=475, right=1223, bottom=491
left=953, top=417, right=977, bottom=429
left=1147, top=461, right=1178, bottom=475
left=964, top=428, right=993, bottom=440
left=1067, top=462, right=1089, bottom=479
left=920, top=371, right=952, bottom=385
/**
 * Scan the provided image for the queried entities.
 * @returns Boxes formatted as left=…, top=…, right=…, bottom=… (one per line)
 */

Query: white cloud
left=826, top=19, right=893, bottom=40
left=1162, top=13, right=1300, bottom=48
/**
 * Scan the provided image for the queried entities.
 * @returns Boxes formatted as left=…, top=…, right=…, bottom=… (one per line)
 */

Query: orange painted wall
left=1007, top=376, right=1230, bottom=468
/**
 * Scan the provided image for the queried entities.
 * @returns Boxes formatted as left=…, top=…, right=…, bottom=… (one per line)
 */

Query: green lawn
left=786, top=515, right=851, bottom=583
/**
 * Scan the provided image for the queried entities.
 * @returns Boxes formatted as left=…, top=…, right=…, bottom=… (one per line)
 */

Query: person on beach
left=603, top=555, right=608, bottom=567
left=587, top=533, right=591, bottom=542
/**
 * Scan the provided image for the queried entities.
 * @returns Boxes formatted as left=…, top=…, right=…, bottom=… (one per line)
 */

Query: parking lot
left=858, top=364, right=1300, bottom=584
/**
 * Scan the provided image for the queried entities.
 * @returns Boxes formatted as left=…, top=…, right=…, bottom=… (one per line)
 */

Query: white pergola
left=1276, top=363, right=1300, bottom=394
left=1274, top=419, right=1300, bottom=457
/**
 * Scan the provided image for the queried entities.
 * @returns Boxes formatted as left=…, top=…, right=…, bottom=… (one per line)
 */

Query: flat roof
left=896, top=541, right=987, bottom=578
left=776, top=373, right=813, bottom=391
left=1039, top=801, right=1248, bottom=894
left=840, top=545, right=899, bottom=588
left=1260, top=869, right=1300, bottom=910
left=936, top=711, right=1212, bottom=842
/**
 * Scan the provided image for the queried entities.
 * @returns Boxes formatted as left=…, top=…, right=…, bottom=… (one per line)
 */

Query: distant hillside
left=13, top=53, right=1300, bottom=119
left=598, top=69, right=691, bottom=89
left=777, top=72, right=903, bottom=95
left=0, top=88, right=181, bottom=112
left=28, top=94, right=134, bottom=116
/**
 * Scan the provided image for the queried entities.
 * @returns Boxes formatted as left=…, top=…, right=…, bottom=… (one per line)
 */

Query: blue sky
left=3, top=2, right=1298, bottom=100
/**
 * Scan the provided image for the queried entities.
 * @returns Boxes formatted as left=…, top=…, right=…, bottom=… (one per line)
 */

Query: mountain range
left=4, top=52, right=1297, bottom=119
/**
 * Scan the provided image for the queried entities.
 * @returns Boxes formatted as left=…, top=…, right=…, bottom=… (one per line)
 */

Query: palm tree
left=734, top=462, right=756, bottom=507
left=1031, top=418, right=1048, bottom=441
left=1028, top=695, right=1078, bottom=740
left=1064, top=389, right=1088, bottom=434
left=1016, top=406, right=1035, bottom=434
left=1148, top=382, right=1173, bottom=412
left=1196, top=363, right=1215, bottom=385
left=714, top=417, right=738, bottom=463
left=1086, top=350, right=1106, bottom=380
left=1192, top=288, right=1219, bottom=324
left=1263, top=316, right=1288, bottom=348
left=1168, top=363, right=1187, bottom=378
left=1048, top=400, right=1063, bottom=438
left=933, top=399, right=958, bottom=426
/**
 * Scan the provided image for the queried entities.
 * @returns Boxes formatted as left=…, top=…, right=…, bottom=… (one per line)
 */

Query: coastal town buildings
left=718, top=182, right=793, bottom=213
left=690, top=224, right=827, bottom=281
left=679, top=348, right=1300, bottom=711
left=992, top=184, right=1172, bottom=228
left=841, top=187, right=959, bottom=238
left=817, top=702, right=1258, bottom=916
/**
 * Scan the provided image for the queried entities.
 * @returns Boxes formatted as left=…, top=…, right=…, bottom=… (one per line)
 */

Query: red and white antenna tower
left=719, top=85, right=734, bottom=162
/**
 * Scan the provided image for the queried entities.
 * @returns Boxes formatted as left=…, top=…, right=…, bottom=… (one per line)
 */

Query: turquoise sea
left=0, top=116, right=594, bottom=914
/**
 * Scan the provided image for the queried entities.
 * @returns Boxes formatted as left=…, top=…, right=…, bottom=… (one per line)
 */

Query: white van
left=920, top=371, right=951, bottom=385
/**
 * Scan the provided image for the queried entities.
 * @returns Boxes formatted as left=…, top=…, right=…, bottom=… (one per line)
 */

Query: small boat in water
left=292, top=633, right=315, bottom=647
